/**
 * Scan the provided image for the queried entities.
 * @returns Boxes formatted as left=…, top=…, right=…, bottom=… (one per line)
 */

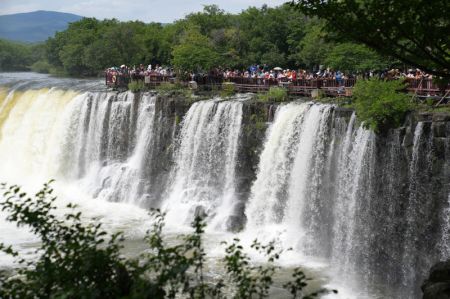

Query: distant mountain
left=0, top=10, right=83, bottom=43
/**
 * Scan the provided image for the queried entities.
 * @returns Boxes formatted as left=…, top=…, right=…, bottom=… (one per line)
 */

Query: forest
left=0, top=4, right=389, bottom=76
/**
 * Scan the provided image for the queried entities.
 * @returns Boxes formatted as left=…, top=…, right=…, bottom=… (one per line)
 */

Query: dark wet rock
left=433, top=113, right=450, bottom=122
left=422, top=260, right=450, bottom=299
left=226, top=215, right=245, bottom=232
left=402, top=126, right=415, bottom=148
left=193, top=206, right=207, bottom=219
left=418, top=112, right=434, bottom=122
left=433, top=122, right=449, bottom=138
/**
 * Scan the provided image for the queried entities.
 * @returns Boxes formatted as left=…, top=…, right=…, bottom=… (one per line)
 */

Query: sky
left=0, top=0, right=288, bottom=23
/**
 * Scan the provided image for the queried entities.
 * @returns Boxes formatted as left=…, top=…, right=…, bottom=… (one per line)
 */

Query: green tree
left=45, top=18, right=151, bottom=76
left=143, top=23, right=172, bottom=65
left=56, top=18, right=102, bottom=75
left=236, top=4, right=305, bottom=68
left=30, top=3, right=412, bottom=77
left=292, top=0, right=450, bottom=78
left=183, top=5, right=231, bottom=37
left=172, top=29, right=220, bottom=72
left=325, top=43, right=389, bottom=73
left=291, top=21, right=333, bottom=70
left=0, top=39, right=34, bottom=71
left=352, top=78, right=413, bottom=132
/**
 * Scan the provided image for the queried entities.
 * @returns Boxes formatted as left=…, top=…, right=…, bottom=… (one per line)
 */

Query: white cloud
left=0, top=0, right=288, bottom=22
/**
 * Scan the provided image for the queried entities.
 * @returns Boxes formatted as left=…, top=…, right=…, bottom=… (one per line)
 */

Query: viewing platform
left=105, top=73, right=450, bottom=99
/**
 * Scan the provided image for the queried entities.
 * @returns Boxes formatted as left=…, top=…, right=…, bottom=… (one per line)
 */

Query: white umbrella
left=273, top=67, right=283, bottom=71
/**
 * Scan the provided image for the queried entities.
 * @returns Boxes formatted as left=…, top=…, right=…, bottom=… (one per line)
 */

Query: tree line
left=0, top=4, right=390, bottom=77
left=0, top=40, right=45, bottom=71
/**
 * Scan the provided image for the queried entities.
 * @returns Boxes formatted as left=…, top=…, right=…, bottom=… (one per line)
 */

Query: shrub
left=128, top=81, right=146, bottom=92
left=30, top=60, right=52, bottom=74
left=259, top=87, right=288, bottom=102
left=156, top=82, right=194, bottom=99
left=0, top=182, right=336, bottom=299
left=249, top=113, right=267, bottom=131
left=0, top=181, right=135, bottom=299
left=221, top=83, right=236, bottom=98
left=352, top=78, right=413, bottom=133
left=156, top=82, right=183, bottom=92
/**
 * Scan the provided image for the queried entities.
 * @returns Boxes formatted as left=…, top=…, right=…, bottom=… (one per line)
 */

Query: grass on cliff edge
left=258, top=87, right=289, bottom=103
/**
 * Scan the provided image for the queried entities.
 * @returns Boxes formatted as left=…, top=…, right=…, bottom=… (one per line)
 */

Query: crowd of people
left=105, top=64, right=174, bottom=85
left=220, top=64, right=434, bottom=81
left=106, top=63, right=434, bottom=87
left=221, top=65, right=346, bottom=81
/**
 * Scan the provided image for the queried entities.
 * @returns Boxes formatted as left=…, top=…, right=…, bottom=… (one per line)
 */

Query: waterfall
left=246, top=103, right=338, bottom=255
left=283, top=104, right=333, bottom=253
left=332, top=125, right=376, bottom=291
left=68, top=92, right=159, bottom=206
left=0, top=86, right=246, bottom=215
left=401, top=122, right=436, bottom=297
left=246, top=103, right=310, bottom=229
left=1, top=76, right=450, bottom=298
left=244, top=104, right=448, bottom=298
left=0, top=88, right=160, bottom=206
left=441, top=194, right=450, bottom=259
left=162, top=99, right=243, bottom=230
left=0, top=88, right=81, bottom=182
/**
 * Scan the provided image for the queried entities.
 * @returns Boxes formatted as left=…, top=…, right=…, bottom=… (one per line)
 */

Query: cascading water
left=1, top=73, right=450, bottom=298
left=0, top=87, right=161, bottom=207
left=401, top=121, right=437, bottom=297
left=441, top=194, right=450, bottom=260
left=246, top=103, right=310, bottom=229
left=0, top=88, right=81, bottom=182
left=163, top=99, right=243, bottom=230
left=246, top=103, right=336, bottom=254
left=284, top=104, right=333, bottom=255
left=0, top=82, right=159, bottom=267
left=244, top=103, right=449, bottom=298
left=74, top=92, right=159, bottom=206
left=332, top=125, right=376, bottom=275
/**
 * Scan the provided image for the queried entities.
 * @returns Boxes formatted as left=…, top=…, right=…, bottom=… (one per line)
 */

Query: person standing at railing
left=406, top=69, right=415, bottom=78
left=336, top=71, right=343, bottom=86
left=144, top=70, right=151, bottom=84
left=285, top=69, right=292, bottom=79
left=291, top=70, right=297, bottom=81
left=269, top=70, right=275, bottom=79
left=257, top=70, right=265, bottom=85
